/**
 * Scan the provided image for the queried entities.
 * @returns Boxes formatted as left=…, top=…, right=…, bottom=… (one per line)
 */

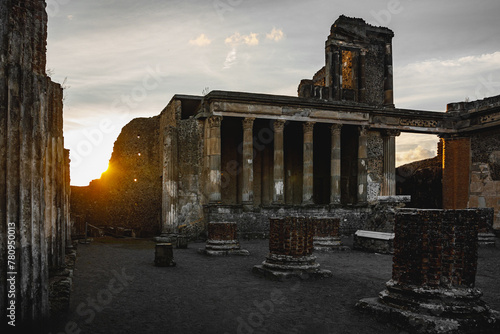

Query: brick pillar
left=442, top=136, right=470, bottom=209
left=208, top=116, right=223, bottom=203
left=252, top=216, right=332, bottom=280
left=330, top=124, right=342, bottom=205
left=312, top=217, right=342, bottom=251
left=272, top=119, right=286, bottom=204
left=303, top=122, right=315, bottom=205
left=357, top=209, right=499, bottom=332
left=242, top=118, right=255, bottom=206
left=357, top=126, right=368, bottom=204
left=382, top=130, right=400, bottom=196
left=199, top=222, right=249, bottom=256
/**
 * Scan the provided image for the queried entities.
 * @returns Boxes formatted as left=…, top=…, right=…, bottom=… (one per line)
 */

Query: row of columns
left=206, top=116, right=400, bottom=205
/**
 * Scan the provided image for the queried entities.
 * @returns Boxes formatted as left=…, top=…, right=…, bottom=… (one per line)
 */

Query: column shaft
left=242, top=118, right=255, bottom=205
left=208, top=116, right=222, bottom=203
left=330, top=124, right=342, bottom=205
left=382, top=130, right=400, bottom=196
left=357, top=126, right=368, bottom=204
left=273, top=120, right=285, bottom=204
left=303, top=122, right=315, bottom=204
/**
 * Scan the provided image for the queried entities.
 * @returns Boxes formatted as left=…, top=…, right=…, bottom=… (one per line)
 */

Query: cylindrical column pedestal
left=311, top=217, right=342, bottom=251
left=253, top=217, right=332, bottom=280
left=199, top=222, right=249, bottom=256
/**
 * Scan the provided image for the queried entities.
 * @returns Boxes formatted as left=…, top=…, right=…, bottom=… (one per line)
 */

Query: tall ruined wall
left=0, top=0, right=70, bottom=329
left=70, top=116, right=162, bottom=237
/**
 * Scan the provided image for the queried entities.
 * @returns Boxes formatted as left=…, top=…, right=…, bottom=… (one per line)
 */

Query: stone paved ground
left=47, top=237, right=500, bottom=334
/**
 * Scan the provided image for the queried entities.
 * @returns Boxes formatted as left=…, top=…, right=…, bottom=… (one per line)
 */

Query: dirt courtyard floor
left=48, top=237, right=500, bottom=334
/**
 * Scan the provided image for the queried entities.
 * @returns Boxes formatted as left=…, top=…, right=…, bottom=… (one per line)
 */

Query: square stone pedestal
left=154, top=243, right=176, bottom=267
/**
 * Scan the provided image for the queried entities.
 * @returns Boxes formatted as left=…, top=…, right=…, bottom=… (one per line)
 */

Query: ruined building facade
left=72, top=16, right=500, bottom=240
left=1, top=0, right=71, bottom=329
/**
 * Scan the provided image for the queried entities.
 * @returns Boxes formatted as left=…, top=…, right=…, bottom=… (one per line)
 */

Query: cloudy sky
left=45, top=0, right=500, bottom=186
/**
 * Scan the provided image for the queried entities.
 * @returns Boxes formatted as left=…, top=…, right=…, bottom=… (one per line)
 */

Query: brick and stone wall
left=392, top=209, right=479, bottom=288
left=269, top=217, right=314, bottom=257
left=70, top=116, right=162, bottom=237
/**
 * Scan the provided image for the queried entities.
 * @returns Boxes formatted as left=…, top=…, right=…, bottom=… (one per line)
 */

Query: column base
left=356, top=280, right=500, bottom=334
left=198, top=239, right=250, bottom=256
left=153, top=233, right=177, bottom=244
left=356, top=297, right=500, bottom=334
left=313, top=237, right=349, bottom=252
left=252, top=253, right=332, bottom=281
left=252, top=264, right=332, bottom=281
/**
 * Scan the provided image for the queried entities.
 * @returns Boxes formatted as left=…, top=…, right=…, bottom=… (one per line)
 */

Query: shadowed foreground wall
left=0, top=0, right=71, bottom=329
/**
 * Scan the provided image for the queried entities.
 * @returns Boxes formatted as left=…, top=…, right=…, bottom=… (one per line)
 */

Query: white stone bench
left=353, top=230, right=395, bottom=254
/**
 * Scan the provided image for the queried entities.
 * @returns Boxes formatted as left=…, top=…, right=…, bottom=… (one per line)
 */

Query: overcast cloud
left=45, top=0, right=500, bottom=185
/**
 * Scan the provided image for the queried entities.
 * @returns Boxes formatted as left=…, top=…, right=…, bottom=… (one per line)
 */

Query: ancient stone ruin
left=0, top=0, right=71, bottom=330
left=357, top=209, right=500, bottom=333
left=253, top=216, right=332, bottom=280
left=198, top=221, right=249, bottom=256
left=71, top=15, right=500, bottom=244
left=3, top=3, right=500, bottom=331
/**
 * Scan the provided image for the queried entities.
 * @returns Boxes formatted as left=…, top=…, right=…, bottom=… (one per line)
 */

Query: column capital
left=208, top=115, right=223, bottom=128
left=358, top=125, right=368, bottom=136
left=303, top=122, right=316, bottom=133
left=273, top=119, right=286, bottom=131
left=330, top=123, right=342, bottom=135
left=382, top=129, right=401, bottom=138
left=242, top=117, right=255, bottom=130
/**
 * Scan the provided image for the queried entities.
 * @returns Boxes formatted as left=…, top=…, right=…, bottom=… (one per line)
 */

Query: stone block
left=353, top=230, right=394, bottom=254
left=154, top=243, right=176, bottom=267
left=468, top=195, right=479, bottom=207
left=470, top=181, right=484, bottom=194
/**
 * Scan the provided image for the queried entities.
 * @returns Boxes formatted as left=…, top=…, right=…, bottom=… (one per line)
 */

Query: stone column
left=382, top=130, right=400, bottom=196
left=272, top=119, right=286, bottom=204
left=357, top=126, right=368, bottom=204
left=208, top=116, right=223, bottom=203
left=303, top=122, right=315, bottom=205
left=383, top=43, right=394, bottom=107
left=158, top=125, right=179, bottom=242
left=242, top=117, right=255, bottom=206
left=330, top=124, right=342, bottom=205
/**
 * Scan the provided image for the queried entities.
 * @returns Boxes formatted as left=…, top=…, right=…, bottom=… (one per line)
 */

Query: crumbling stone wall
left=0, top=0, right=71, bottom=328
left=70, top=116, right=162, bottom=237
left=396, top=156, right=443, bottom=209
left=470, top=128, right=500, bottom=229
